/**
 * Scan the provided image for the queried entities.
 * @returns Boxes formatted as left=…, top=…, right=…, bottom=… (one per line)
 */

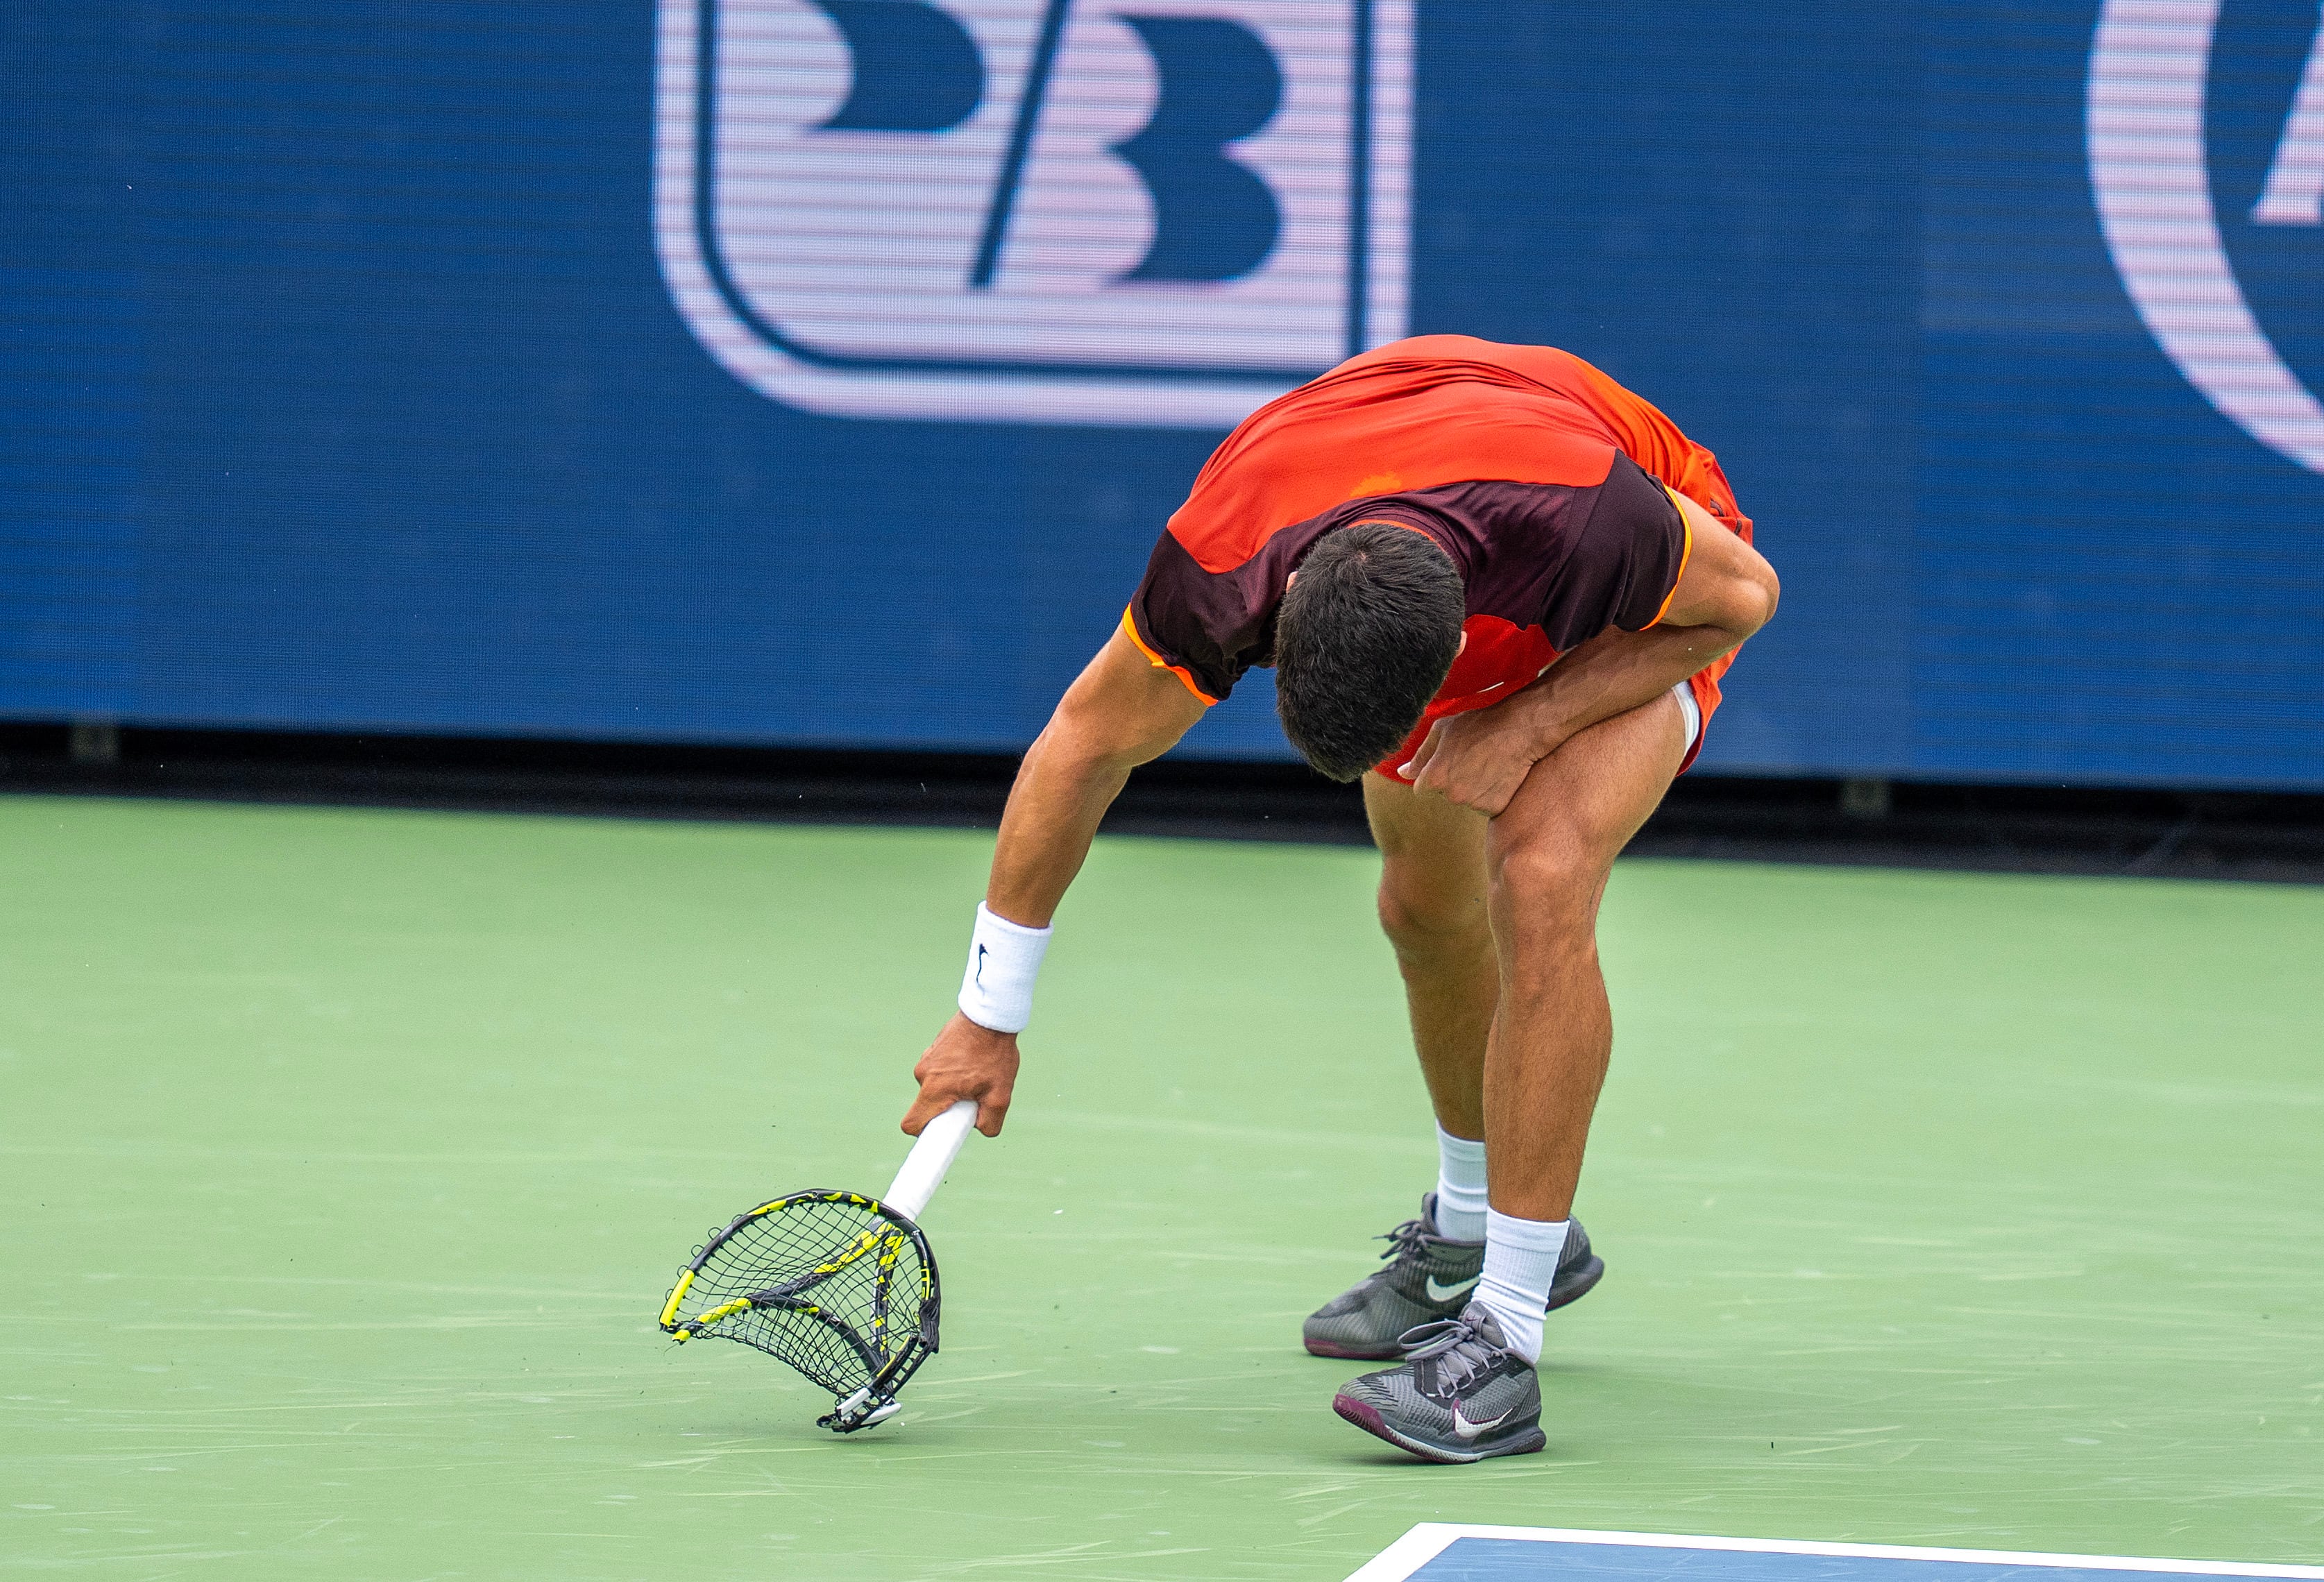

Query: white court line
left=1344, top=1526, right=2324, bottom=1582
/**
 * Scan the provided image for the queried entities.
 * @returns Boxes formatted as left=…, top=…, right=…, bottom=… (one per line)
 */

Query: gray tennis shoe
left=1301, top=1194, right=1603, bottom=1360
left=1331, top=1303, right=1546, bottom=1463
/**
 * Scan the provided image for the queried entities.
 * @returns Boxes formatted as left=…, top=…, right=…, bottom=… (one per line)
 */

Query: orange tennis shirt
left=1124, top=335, right=1755, bottom=777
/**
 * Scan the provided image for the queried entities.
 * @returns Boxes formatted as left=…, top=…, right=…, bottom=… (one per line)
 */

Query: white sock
left=1476, top=1207, right=1570, bottom=1364
left=1432, top=1125, right=1488, bottom=1241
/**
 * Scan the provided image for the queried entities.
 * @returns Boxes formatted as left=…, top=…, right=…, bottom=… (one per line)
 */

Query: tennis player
left=899, top=336, right=1779, bottom=1463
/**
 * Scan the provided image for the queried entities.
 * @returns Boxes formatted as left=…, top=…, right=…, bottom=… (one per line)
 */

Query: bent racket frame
left=659, top=1100, right=980, bottom=1433
left=661, top=1189, right=939, bottom=1430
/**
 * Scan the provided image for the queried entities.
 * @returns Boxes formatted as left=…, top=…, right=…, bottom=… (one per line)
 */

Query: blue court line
left=1347, top=1528, right=2324, bottom=1582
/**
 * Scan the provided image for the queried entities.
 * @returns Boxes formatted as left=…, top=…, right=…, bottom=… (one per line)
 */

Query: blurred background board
left=2, top=2, right=2320, bottom=786
left=3, top=797, right=2319, bottom=1580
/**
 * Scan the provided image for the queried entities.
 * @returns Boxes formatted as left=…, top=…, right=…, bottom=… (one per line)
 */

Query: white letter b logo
left=655, top=0, right=1414, bottom=428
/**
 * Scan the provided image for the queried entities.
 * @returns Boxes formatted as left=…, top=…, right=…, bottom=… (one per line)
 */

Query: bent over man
left=899, top=335, right=1779, bottom=1463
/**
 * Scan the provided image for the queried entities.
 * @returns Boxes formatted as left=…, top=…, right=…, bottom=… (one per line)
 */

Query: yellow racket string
left=809, top=1227, right=886, bottom=1279
left=668, top=1207, right=908, bottom=1336
left=684, top=1229, right=900, bottom=1332
left=678, top=1298, right=755, bottom=1338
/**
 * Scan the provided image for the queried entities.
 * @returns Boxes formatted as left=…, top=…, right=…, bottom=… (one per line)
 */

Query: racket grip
left=884, top=1098, right=976, bottom=1221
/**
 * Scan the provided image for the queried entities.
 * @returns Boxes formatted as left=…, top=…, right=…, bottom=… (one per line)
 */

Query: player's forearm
left=982, top=719, right=1140, bottom=928
left=1522, top=620, right=1747, bottom=748
left=909, top=704, right=1145, bottom=1141
left=977, top=625, right=1207, bottom=929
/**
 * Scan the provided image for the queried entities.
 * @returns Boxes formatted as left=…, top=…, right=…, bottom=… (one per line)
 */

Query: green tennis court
left=3, top=794, right=2318, bottom=1579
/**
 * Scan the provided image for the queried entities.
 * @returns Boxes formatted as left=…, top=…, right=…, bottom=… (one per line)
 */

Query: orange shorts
left=1374, top=670, right=1721, bottom=783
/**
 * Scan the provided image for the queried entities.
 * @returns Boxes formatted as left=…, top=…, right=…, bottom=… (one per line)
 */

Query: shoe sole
left=1301, top=1252, right=1608, bottom=1362
left=1331, top=1393, right=1547, bottom=1464
left=1547, top=1252, right=1605, bottom=1313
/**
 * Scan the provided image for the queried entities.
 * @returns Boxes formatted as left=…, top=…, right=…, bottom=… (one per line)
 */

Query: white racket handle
left=883, top=1099, right=976, bottom=1221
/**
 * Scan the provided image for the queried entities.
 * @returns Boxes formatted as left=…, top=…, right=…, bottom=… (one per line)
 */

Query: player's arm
left=1516, top=493, right=1778, bottom=748
left=982, top=624, right=1209, bottom=927
left=1406, top=494, right=1778, bottom=815
left=901, top=623, right=1207, bottom=1138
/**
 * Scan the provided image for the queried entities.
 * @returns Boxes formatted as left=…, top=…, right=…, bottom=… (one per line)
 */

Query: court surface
left=2, top=794, right=2319, bottom=1581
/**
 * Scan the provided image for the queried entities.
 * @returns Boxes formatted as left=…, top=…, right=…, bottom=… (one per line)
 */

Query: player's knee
left=1375, top=874, right=1488, bottom=958
left=1487, top=828, right=1603, bottom=939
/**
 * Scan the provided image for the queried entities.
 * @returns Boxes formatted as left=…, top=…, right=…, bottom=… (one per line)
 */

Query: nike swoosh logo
left=1423, top=1274, right=1479, bottom=1303
left=1452, top=1402, right=1511, bottom=1440
left=974, top=942, right=987, bottom=984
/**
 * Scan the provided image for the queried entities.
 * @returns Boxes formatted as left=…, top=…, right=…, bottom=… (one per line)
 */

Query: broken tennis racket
left=658, top=1098, right=978, bottom=1432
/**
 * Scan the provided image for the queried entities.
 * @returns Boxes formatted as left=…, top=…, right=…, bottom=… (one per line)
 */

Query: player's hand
left=1401, top=706, right=1565, bottom=817
left=903, top=1012, right=1019, bottom=1139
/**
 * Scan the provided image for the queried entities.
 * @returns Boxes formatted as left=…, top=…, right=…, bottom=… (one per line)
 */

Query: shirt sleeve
left=1536, top=452, right=1689, bottom=651
left=1124, top=531, right=1243, bottom=704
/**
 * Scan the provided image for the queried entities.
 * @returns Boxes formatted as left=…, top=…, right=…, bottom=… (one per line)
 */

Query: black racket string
left=667, top=1194, right=938, bottom=1402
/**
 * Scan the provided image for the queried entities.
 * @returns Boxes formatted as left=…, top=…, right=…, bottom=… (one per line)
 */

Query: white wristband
left=957, top=902, right=1051, bottom=1034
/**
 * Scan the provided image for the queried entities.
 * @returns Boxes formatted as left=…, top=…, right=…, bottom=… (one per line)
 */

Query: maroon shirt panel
left=1129, top=453, right=1685, bottom=703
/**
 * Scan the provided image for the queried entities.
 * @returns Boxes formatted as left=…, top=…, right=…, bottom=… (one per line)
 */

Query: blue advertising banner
left=1, top=3, right=2318, bottom=785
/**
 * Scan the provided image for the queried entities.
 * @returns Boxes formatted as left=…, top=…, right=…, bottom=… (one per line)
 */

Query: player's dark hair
left=1275, top=522, right=1466, bottom=782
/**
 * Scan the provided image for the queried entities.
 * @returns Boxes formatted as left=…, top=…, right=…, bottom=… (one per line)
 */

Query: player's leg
left=1364, top=773, right=1495, bottom=1146
left=1300, top=767, right=1605, bottom=1361
left=1480, top=690, right=1690, bottom=1231
left=1301, top=781, right=1496, bottom=1358
left=1332, top=690, right=1688, bottom=1462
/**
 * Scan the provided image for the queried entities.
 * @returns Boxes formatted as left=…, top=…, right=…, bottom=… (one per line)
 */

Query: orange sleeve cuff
left=1644, top=485, right=1694, bottom=630
left=1121, top=604, right=1218, bottom=706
